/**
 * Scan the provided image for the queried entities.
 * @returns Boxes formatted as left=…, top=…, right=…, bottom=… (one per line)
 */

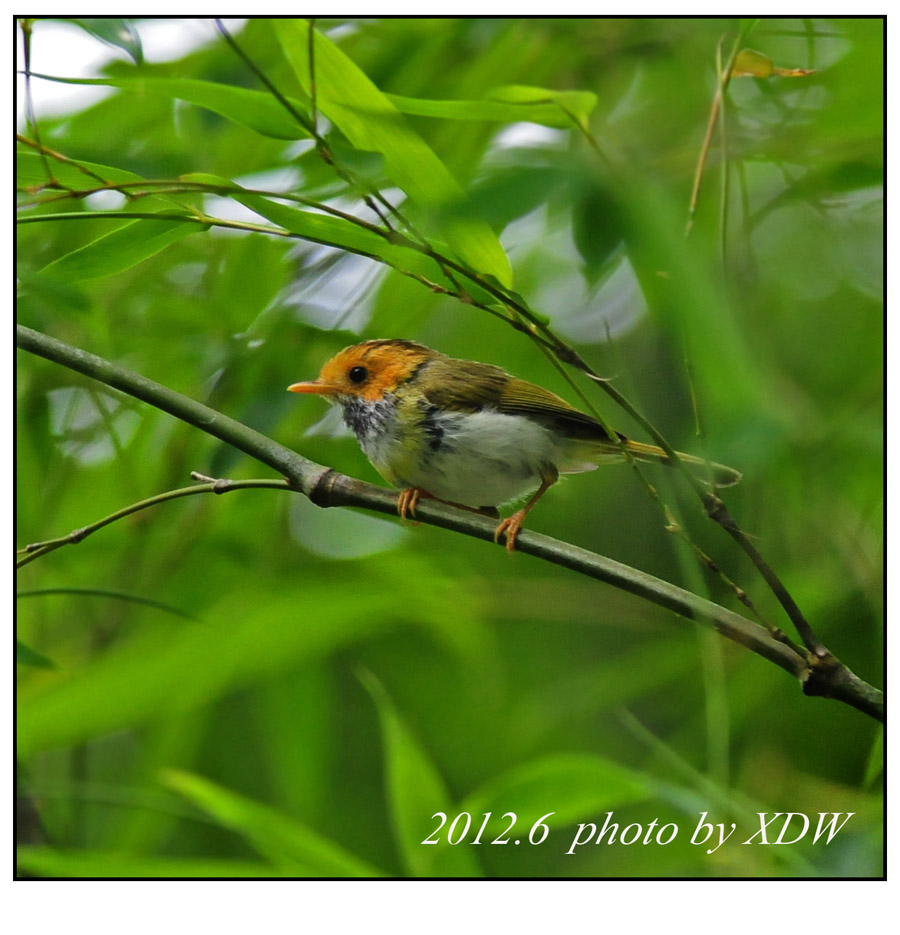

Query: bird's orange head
left=288, top=339, right=437, bottom=402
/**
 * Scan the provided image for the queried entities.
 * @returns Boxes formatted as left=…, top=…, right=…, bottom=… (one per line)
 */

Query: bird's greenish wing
left=418, top=358, right=509, bottom=412
left=499, top=377, right=619, bottom=442
left=420, top=362, right=621, bottom=444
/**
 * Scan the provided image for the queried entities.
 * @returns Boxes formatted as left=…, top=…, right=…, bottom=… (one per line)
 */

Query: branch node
left=190, top=470, right=231, bottom=492
left=808, top=649, right=840, bottom=671
left=801, top=663, right=838, bottom=696
left=555, top=346, right=582, bottom=366
left=308, top=469, right=340, bottom=508
left=703, top=491, right=727, bottom=521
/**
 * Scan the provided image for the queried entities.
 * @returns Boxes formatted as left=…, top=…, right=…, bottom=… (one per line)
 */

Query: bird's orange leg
left=493, top=467, right=559, bottom=553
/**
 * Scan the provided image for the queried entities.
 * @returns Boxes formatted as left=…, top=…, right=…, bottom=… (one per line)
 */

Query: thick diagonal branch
left=16, top=324, right=883, bottom=721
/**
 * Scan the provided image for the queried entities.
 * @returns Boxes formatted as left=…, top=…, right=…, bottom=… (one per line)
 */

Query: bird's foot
left=492, top=468, right=558, bottom=553
left=494, top=510, right=526, bottom=554
left=397, top=487, right=426, bottom=522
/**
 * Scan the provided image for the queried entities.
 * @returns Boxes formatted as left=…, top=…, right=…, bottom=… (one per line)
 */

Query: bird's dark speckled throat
left=340, top=394, right=395, bottom=443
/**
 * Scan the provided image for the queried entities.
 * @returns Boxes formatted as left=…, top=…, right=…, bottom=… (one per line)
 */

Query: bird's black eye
left=348, top=365, right=368, bottom=384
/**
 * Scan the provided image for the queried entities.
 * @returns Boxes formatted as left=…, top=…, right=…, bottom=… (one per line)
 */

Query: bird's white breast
left=392, top=408, right=592, bottom=507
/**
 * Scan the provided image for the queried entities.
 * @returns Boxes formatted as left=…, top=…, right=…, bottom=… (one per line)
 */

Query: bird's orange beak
left=287, top=380, right=338, bottom=396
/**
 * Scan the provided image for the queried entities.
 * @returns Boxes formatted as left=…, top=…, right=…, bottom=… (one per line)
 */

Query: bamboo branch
left=15, top=324, right=883, bottom=722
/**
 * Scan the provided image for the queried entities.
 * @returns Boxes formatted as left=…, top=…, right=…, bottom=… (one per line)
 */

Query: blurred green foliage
left=16, top=17, right=882, bottom=878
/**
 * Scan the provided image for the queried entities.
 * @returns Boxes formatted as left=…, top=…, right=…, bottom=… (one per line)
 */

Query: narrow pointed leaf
left=361, top=671, right=482, bottom=877
left=487, top=85, right=598, bottom=130
left=162, top=770, right=384, bottom=877
left=17, top=150, right=144, bottom=189
left=31, top=72, right=594, bottom=134
left=16, top=639, right=56, bottom=670
left=182, top=172, right=497, bottom=306
left=28, top=73, right=310, bottom=140
left=66, top=18, right=143, bottom=64
left=460, top=753, right=652, bottom=833
left=16, top=848, right=278, bottom=878
left=38, top=216, right=202, bottom=283
left=387, top=92, right=596, bottom=129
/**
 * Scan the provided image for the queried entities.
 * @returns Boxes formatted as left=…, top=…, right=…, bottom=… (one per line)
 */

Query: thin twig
left=213, top=18, right=314, bottom=134
left=716, top=38, right=731, bottom=268
left=702, top=495, right=829, bottom=658
left=18, top=477, right=291, bottom=568
left=15, top=133, right=108, bottom=190
left=18, top=21, right=56, bottom=187
left=17, top=588, right=199, bottom=621
left=686, top=33, right=743, bottom=236
left=308, top=16, right=318, bottom=131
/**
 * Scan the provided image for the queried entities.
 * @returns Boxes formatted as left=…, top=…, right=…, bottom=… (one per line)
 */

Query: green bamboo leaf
left=66, top=18, right=143, bottom=64
left=185, top=172, right=397, bottom=257
left=183, top=170, right=430, bottom=266
left=17, top=587, right=197, bottom=620
left=360, top=670, right=482, bottom=877
left=38, top=215, right=202, bottom=283
left=30, top=72, right=595, bottom=134
left=16, top=150, right=185, bottom=218
left=16, top=639, right=56, bottom=670
left=460, top=754, right=653, bottom=834
left=273, top=19, right=512, bottom=287
left=16, top=847, right=280, bottom=879
left=392, top=90, right=596, bottom=129
left=16, top=150, right=144, bottom=189
left=487, top=85, right=598, bottom=130
left=161, top=770, right=384, bottom=877
left=182, top=171, right=500, bottom=304
left=28, top=73, right=309, bottom=140
left=862, top=726, right=883, bottom=788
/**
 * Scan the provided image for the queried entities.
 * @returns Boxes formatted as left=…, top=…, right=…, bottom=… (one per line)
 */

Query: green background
left=16, top=17, right=883, bottom=878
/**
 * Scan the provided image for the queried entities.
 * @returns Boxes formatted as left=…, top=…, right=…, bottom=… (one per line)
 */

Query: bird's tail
left=622, top=439, right=742, bottom=487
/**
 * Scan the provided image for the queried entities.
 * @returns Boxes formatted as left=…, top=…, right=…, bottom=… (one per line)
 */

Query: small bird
left=289, top=339, right=740, bottom=552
